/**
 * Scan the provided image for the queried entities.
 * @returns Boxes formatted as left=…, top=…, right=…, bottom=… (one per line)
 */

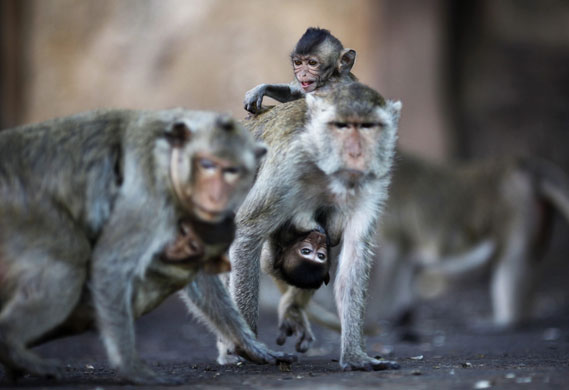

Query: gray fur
left=0, top=109, right=291, bottom=385
left=225, top=83, right=402, bottom=371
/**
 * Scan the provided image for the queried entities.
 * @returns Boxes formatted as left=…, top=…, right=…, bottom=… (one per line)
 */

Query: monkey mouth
left=300, top=81, right=316, bottom=92
left=193, top=204, right=228, bottom=223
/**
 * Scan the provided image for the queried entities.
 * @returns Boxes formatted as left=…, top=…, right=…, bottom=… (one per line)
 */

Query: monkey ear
left=387, top=100, right=403, bottom=123
left=323, top=272, right=330, bottom=286
left=165, top=121, right=192, bottom=147
left=338, top=48, right=356, bottom=74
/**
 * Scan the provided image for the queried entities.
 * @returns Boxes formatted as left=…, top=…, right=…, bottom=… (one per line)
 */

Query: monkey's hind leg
left=0, top=207, right=89, bottom=380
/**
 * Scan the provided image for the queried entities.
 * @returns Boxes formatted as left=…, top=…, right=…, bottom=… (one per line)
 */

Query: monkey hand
left=276, top=304, right=315, bottom=353
left=118, top=358, right=185, bottom=385
left=244, top=84, right=267, bottom=114
left=340, top=352, right=400, bottom=372
left=234, top=339, right=297, bottom=365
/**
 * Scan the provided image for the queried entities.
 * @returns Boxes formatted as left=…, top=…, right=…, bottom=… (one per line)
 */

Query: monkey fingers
left=276, top=311, right=315, bottom=352
left=342, top=357, right=400, bottom=372
left=234, top=341, right=297, bottom=365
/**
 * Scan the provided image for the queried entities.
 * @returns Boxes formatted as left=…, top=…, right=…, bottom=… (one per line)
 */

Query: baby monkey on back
left=244, top=27, right=357, bottom=114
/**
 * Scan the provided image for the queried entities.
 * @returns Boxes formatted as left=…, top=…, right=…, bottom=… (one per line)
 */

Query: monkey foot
left=341, top=356, right=400, bottom=372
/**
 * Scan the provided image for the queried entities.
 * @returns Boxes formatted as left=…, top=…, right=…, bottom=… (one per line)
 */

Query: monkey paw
left=276, top=309, right=315, bottom=353
left=243, top=85, right=267, bottom=114
left=340, top=355, right=400, bottom=372
left=235, top=340, right=297, bottom=365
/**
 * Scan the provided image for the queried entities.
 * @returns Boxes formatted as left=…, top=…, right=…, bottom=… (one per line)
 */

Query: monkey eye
left=223, top=167, right=241, bottom=185
left=301, top=248, right=312, bottom=255
left=198, top=158, right=218, bottom=175
left=308, top=59, right=318, bottom=67
left=199, top=158, right=216, bottom=169
left=317, top=252, right=326, bottom=260
left=293, top=59, right=303, bottom=67
left=331, top=122, right=349, bottom=130
left=360, top=122, right=380, bottom=129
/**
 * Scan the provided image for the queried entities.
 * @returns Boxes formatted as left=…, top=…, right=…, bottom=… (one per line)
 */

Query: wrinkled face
left=292, top=55, right=323, bottom=93
left=167, top=114, right=266, bottom=224
left=303, top=87, right=401, bottom=189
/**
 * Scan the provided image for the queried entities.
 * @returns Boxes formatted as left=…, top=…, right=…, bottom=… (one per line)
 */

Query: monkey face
left=292, top=55, right=321, bottom=93
left=305, top=84, right=401, bottom=186
left=189, top=152, right=244, bottom=223
left=295, top=231, right=328, bottom=263
left=279, top=230, right=331, bottom=290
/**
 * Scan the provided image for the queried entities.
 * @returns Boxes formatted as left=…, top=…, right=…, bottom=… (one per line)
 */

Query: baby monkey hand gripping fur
left=244, top=27, right=357, bottom=114
left=226, top=83, right=402, bottom=371
left=0, top=109, right=295, bottom=385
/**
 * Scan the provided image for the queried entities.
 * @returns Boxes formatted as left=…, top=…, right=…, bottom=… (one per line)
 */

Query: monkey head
left=276, top=229, right=331, bottom=290
left=301, top=83, right=401, bottom=190
left=166, top=113, right=267, bottom=224
left=291, top=27, right=356, bottom=93
left=160, top=216, right=235, bottom=274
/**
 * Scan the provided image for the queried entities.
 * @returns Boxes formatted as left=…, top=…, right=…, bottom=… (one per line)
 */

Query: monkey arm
left=91, top=206, right=177, bottom=384
left=179, top=273, right=296, bottom=365
left=244, top=83, right=304, bottom=114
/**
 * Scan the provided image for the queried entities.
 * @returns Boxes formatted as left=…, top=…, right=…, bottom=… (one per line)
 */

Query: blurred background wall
left=2, top=0, right=568, bottom=164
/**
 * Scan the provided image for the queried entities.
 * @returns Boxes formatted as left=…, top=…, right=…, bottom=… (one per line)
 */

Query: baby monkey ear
left=338, top=48, right=356, bottom=74
left=165, top=121, right=193, bottom=147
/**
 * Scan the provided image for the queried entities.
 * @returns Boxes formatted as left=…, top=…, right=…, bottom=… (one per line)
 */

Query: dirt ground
left=1, top=244, right=568, bottom=390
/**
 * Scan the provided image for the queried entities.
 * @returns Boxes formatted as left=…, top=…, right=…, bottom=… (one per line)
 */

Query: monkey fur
left=223, top=83, right=402, bottom=371
left=244, top=27, right=357, bottom=114
left=0, top=109, right=295, bottom=384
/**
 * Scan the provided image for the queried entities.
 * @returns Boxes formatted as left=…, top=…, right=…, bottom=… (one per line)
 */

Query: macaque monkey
left=0, top=109, right=295, bottom=385
left=263, top=222, right=331, bottom=290
left=222, top=83, right=402, bottom=371
left=365, top=152, right=569, bottom=330
left=244, top=27, right=357, bottom=114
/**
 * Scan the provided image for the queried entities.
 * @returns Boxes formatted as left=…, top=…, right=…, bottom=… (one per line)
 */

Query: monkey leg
left=276, top=286, right=316, bottom=353
left=490, top=234, right=535, bottom=328
left=0, top=207, right=89, bottom=379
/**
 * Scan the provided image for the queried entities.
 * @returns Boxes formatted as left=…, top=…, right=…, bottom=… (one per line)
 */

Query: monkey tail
left=306, top=301, right=381, bottom=336
left=521, top=157, right=569, bottom=224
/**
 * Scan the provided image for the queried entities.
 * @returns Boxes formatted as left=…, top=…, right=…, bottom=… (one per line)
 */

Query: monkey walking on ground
left=220, top=82, right=403, bottom=371
left=0, top=109, right=295, bottom=385
left=244, top=27, right=357, bottom=114
left=367, top=153, right=569, bottom=330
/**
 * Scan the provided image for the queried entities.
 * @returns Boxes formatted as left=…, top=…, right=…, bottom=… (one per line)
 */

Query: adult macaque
left=244, top=27, right=357, bottom=114
left=223, top=83, right=402, bottom=371
left=0, top=109, right=295, bottom=385
left=365, top=153, right=569, bottom=330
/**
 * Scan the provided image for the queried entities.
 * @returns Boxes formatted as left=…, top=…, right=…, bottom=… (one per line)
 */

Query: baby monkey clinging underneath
left=244, top=27, right=357, bottom=114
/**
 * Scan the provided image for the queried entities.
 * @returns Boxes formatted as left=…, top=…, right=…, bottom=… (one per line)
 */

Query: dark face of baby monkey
left=274, top=227, right=331, bottom=289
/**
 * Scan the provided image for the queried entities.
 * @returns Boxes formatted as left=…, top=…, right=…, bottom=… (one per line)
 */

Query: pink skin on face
left=293, top=55, right=320, bottom=92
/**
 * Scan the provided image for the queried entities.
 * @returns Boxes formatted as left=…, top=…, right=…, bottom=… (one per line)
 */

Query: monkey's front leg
left=275, top=283, right=317, bottom=353
left=180, top=273, right=296, bottom=365
left=92, top=216, right=182, bottom=385
left=334, top=229, right=400, bottom=372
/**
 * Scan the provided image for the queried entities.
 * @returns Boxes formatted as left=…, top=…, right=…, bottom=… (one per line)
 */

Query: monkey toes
left=341, top=357, right=400, bottom=372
